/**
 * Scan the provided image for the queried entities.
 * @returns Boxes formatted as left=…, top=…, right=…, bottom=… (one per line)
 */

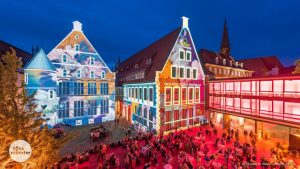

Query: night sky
left=1, top=0, right=300, bottom=68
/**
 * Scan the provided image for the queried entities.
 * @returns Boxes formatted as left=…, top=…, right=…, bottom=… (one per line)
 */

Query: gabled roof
left=198, top=49, right=246, bottom=69
left=238, top=56, right=283, bottom=76
left=25, top=48, right=55, bottom=71
left=0, top=40, right=32, bottom=67
left=117, top=27, right=181, bottom=84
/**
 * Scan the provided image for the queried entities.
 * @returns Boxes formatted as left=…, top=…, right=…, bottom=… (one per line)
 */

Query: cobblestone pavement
left=60, top=118, right=137, bottom=155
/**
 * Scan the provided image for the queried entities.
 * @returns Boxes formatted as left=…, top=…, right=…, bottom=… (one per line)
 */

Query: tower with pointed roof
left=220, top=19, right=231, bottom=57
left=24, top=48, right=59, bottom=126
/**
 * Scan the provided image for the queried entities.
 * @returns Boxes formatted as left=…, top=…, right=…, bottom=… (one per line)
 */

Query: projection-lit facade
left=24, top=21, right=115, bottom=127
left=117, top=17, right=205, bottom=134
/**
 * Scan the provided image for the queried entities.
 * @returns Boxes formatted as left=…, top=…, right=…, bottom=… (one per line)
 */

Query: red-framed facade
left=208, top=75, right=300, bottom=126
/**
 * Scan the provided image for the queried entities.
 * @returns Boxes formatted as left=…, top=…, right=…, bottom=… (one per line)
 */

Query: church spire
left=220, top=19, right=230, bottom=56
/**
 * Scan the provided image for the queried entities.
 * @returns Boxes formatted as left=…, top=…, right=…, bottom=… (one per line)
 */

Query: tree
left=0, top=48, right=71, bottom=168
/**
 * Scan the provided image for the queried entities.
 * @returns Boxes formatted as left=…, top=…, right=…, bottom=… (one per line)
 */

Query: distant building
left=24, top=21, right=115, bottom=126
left=117, top=17, right=205, bottom=134
left=198, top=20, right=253, bottom=79
left=239, top=56, right=284, bottom=76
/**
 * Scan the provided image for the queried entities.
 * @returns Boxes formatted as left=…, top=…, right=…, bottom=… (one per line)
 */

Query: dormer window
left=75, top=44, right=80, bottom=51
left=240, top=63, right=244, bottom=68
left=235, top=61, right=239, bottom=67
left=223, top=59, right=226, bottom=65
left=229, top=61, right=233, bottom=66
left=62, top=54, right=67, bottom=63
left=146, top=58, right=152, bottom=65
left=215, top=57, right=219, bottom=64
left=89, top=57, right=95, bottom=65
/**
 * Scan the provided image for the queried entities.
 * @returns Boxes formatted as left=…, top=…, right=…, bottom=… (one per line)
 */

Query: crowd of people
left=54, top=121, right=297, bottom=169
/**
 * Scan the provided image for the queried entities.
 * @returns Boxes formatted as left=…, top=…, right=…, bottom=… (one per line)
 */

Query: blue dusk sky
left=0, top=0, right=299, bottom=68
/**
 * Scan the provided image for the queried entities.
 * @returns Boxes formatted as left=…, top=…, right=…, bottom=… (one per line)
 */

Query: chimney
left=181, top=16, right=189, bottom=28
left=73, top=21, right=82, bottom=32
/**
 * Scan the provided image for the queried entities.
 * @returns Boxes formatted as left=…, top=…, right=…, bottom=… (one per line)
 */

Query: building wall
left=209, top=77, right=300, bottom=126
left=157, top=27, right=205, bottom=133
left=123, top=83, right=156, bottom=131
left=24, top=69, right=59, bottom=126
left=46, top=29, right=115, bottom=126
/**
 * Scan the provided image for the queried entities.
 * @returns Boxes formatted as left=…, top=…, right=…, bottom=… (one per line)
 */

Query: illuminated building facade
left=24, top=21, right=115, bottom=127
left=117, top=17, right=205, bottom=133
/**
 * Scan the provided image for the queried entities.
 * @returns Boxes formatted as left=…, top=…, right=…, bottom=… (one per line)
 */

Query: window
left=76, top=70, right=81, bottom=78
left=58, top=82, right=70, bottom=95
left=100, top=83, right=108, bottom=95
left=146, top=58, right=152, bottom=65
left=75, top=44, right=80, bottom=51
left=58, top=102, right=69, bottom=118
left=181, top=87, right=187, bottom=104
left=100, top=99, right=109, bottom=114
left=48, top=90, right=54, bottom=99
left=74, top=101, right=84, bottom=117
left=173, top=87, right=180, bottom=105
left=135, top=64, right=138, bottom=69
left=139, top=88, right=143, bottom=100
left=186, top=51, right=191, bottom=61
left=90, top=57, right=95, bottom=65
left=171, top=66, right=177, bottom=78
left=74, top=82, right=84, bottom=95
left=75, top=35, right=79, bottom=39
left=192, top=68, right=197, bottom=79
left=88, top=100, right=97, bottom=115
left=62, top=54, right=67, bottom=63
left=90, top=70, right=95, bottom=78
left=62, top=69, right=67, bottom=77
left=135, top=88, right=138, bottom=99
left=88, top=82, right=97, bottom=94
left=179, top=67, right=185, bottom=79
left=101, top=71, right=105, bottom=79
left=195, top=87, right=200, bottom=103
left=179, top=50, right=185, bottom=60
left=186, top=67, right=191, bottom=79
left=188, top=87, right=194, bottom=103
left=149, top=87, right=154, bottom=102
left=24, top=73, right=28, bottom=84
left=165, top=87, right=172, bottom=106
left=144, top=88, right=148, bottom=101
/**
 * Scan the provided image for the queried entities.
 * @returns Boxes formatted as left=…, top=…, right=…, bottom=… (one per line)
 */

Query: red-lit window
left=173, top=87, right=180, bottom=105
left=196, top=107, right=201, bottom=116
left=195, top=87, right=200, bottom=103
left=182, top=109, right=187, bottom=119
left=188, top=87, right=194, bottom=104
left=165, top=87, right=172, bottom=106
left=165, top=111, right=171, bottom=123
left=181, top=87, right=187, bottom=104
left=189, top=108, right=193, bottom=118
left=174, top=110, right=179, bottom=121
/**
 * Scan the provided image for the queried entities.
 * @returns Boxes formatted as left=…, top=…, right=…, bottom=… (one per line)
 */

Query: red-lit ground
left=56, top=119, right=300, bottom=169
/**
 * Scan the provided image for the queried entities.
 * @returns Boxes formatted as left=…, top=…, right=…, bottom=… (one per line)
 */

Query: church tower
left=220, top=19, right=231, bottom=57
